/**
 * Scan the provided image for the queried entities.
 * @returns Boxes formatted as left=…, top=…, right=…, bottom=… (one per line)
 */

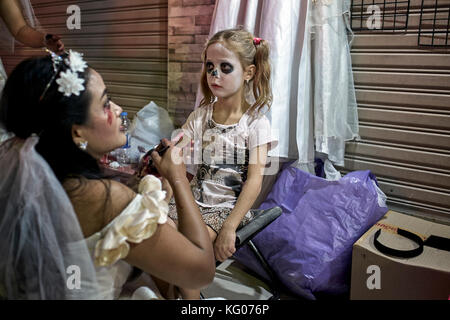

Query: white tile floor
left=202, top=259, right=272, bottom=300
left=202, top=258, right=298, bottom=300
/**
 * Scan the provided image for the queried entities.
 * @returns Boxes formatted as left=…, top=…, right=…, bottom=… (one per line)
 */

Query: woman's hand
left=160, top=177, right=173, bottom=203
left=214, top=226, right=236, bottom=262
left=44, top=34, right=65, bottom=54
left=151, top=138, right=186, bottom=184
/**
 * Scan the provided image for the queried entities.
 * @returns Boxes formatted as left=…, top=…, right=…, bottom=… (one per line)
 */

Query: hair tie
left=253, top=37, right=262, bottom=46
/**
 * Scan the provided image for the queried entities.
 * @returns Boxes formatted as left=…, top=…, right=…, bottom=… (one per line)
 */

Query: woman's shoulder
left=63, top=178, right=136, bottom=237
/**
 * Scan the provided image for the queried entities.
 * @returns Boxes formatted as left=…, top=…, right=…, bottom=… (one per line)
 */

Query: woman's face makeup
left=77, top=70, right=125, bottom=159
left=103, top=92, right=114, bottom=126
left=205, top=42, right=245, bottom=99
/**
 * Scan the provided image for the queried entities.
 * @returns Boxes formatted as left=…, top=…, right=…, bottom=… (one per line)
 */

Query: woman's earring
left=78, top=141, right=88, bottom=151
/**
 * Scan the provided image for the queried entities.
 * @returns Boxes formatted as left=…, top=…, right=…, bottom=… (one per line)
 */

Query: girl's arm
left=214, top=143, right=268, bottom=262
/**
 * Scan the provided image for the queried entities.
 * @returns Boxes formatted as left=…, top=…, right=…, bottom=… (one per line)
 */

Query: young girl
left=168, top=27, right=277, bottom=277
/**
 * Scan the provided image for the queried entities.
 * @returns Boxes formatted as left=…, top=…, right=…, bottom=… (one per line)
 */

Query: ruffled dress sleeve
left=93, top=175, right=168, bottom=267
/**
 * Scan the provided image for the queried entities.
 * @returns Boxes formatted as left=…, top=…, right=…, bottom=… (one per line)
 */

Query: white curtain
left=195, top=0, right=359, bottom=178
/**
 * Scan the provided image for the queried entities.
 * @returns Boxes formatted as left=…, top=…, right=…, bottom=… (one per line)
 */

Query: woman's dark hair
left=0, top=55, right=102, bottom=183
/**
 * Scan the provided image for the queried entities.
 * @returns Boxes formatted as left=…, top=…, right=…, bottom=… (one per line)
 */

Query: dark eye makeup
left=220, top=62, right=233, bottom=74
left=206, top=62, right=214, bottom=73
left=205, top=61, right=234, bottom=75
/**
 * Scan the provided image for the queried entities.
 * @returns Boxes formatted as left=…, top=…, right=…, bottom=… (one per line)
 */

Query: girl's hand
left=151, top=138, right=186, bottom=184
left=214, top=227, right=236, bottom=262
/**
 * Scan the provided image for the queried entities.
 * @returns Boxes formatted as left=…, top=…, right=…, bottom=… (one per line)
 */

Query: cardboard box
left=350, top=210, right=450, bottom=300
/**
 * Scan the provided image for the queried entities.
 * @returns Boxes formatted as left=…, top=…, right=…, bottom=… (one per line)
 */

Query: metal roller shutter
left=1, top=0, right=168, bottom=119
left=348, top=0, right=450, bottom=223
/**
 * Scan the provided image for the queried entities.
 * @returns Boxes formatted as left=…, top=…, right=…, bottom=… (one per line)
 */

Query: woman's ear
left=71, top=124, right=85, bottom=146
left=244, top=64, right=256, bottom=81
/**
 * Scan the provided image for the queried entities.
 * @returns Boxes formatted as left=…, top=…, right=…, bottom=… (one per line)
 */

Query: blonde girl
left=168, top=27, right=277, bottom=298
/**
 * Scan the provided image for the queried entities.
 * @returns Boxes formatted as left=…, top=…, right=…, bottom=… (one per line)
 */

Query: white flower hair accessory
left=56, top=69, right=85, bottom=97
left=65, top=50, right=88, bottom=73
left=39, top=49, right=88, bottom=101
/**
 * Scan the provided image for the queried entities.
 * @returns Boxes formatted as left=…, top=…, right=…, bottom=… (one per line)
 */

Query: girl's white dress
left=168, top=104, right=278, bottom=233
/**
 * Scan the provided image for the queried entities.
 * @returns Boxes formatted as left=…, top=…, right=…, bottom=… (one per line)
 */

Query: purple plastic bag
left=234, top=164, right=388, bottom=300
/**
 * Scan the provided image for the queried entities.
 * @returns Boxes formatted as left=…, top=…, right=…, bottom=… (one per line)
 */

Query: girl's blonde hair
left=199, top=27, right=272, bottom=113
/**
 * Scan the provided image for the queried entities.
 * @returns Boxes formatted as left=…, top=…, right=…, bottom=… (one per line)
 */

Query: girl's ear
left=244, top=64, right=256, bottom=81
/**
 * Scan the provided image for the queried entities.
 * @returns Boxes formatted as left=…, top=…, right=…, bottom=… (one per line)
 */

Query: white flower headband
left=39, top=49, right=88, bottom=101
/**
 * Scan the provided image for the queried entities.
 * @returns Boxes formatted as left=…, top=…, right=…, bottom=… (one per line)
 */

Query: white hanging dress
left=0, top=58, right=6, bottom=94
left=0, top=58, right=12, bottom=144
left=195, top=0, right=308, bottom=161
left=296, top=0, right=359, bottom=178
left=195, top=0, right=359, bottom=178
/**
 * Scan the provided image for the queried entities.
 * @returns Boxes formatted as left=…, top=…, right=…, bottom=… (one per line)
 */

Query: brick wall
left=168, top=0, right=216, bottom=127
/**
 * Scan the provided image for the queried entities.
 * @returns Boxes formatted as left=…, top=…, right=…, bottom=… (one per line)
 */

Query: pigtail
left=251, top=39, right=272, bottom=113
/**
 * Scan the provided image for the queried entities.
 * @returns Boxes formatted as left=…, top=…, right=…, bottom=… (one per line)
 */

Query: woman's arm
left=0, top=0, right=64, bottom=52
left=214, top=143, right=268, bottom=262
left=0, top=0, right=43, bottom=47
left=69, top=141, right=214, bottom=290
left=125, top=139, right=215, bottom=289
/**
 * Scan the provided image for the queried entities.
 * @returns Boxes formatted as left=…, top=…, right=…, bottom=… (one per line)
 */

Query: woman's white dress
left=85, top=175, right=169, bottom=300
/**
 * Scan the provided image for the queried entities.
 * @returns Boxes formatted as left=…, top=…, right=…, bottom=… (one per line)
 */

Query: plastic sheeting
left=233, top=163, right=388, bottom=300
left=125, top=101, right=175, bottom=163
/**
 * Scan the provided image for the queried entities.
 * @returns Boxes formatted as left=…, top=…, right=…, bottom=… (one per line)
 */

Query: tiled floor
left=201, top=258, right=298, bottom=300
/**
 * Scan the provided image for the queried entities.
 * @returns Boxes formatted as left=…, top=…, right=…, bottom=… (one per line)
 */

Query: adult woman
left=0, top=51, right=215, bottom=299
